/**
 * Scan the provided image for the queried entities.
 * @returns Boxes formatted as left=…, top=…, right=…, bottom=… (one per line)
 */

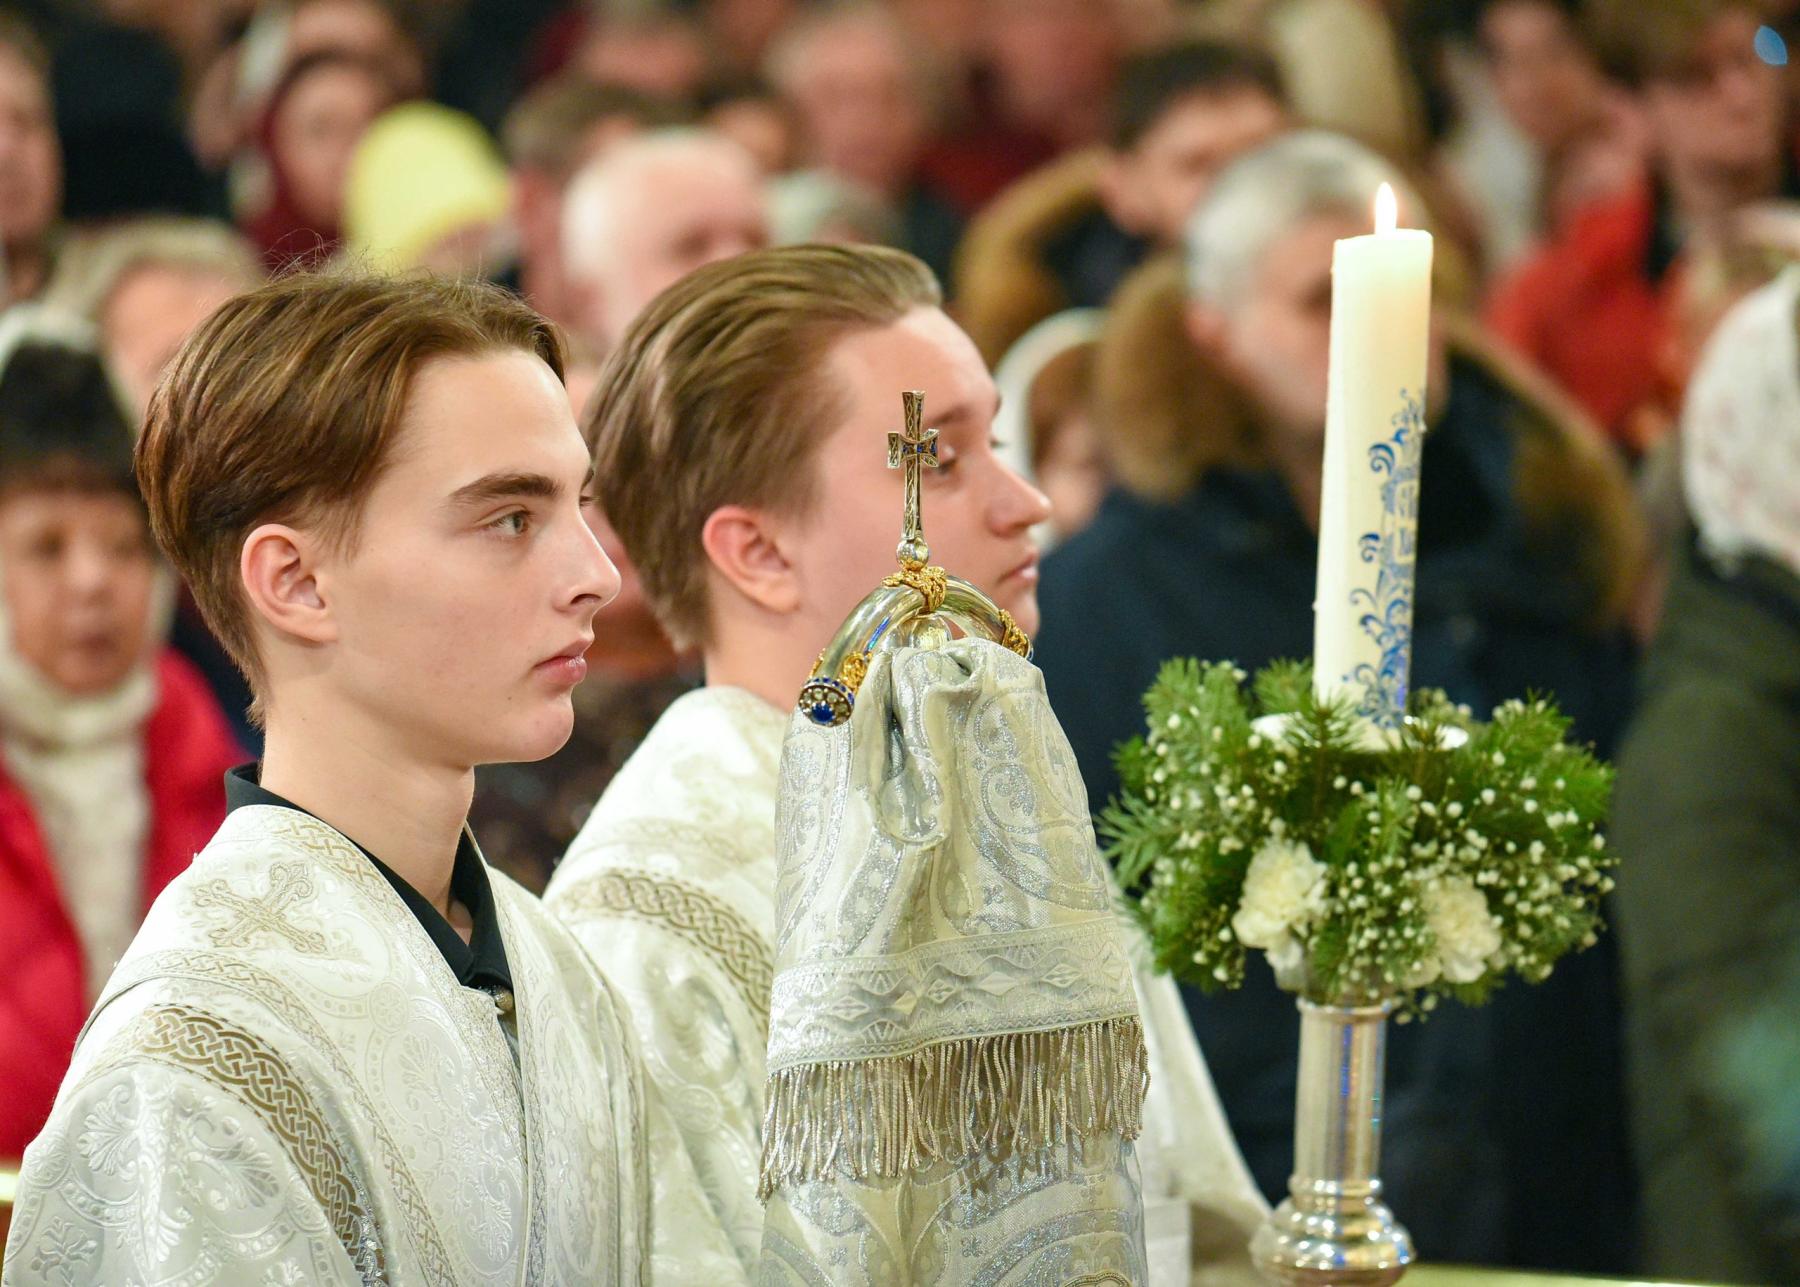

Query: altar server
left=548, top=243, right=1267, bottom=1284
left=3, top=271, right=706, bottom=1282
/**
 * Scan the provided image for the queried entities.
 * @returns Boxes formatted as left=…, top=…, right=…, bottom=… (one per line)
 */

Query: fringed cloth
left=760, top=1016, right=1148, bottom=1197
left=760, top=640, right=1150, bottom=1201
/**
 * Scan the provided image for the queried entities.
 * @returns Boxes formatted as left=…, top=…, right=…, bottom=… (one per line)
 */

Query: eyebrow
left=445, top=471, right=569, bottom=509
left=932, top=391, right=1002, bottom=428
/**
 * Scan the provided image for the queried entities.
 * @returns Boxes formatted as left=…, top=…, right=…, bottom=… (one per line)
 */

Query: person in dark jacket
left=1035, top=132, right=1647, bottom=1273
left=1613, top=265, right=1800, bottom=1286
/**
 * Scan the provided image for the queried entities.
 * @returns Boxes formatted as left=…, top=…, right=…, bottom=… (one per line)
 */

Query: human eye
left=488, top=510, right=533, bottom=538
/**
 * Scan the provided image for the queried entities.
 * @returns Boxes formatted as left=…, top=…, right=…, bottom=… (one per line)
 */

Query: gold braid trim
left=557, top=870, right=774, bottom=1035
left=757, top=1015, right=1147, bottom=1199
left=837, top=650, right=870, bottom=694
left=997, top=608, right=1032, bottom=658
left=882, top=562, right=948, bottom=615
left=102, top=1004, right=389, bottom=1285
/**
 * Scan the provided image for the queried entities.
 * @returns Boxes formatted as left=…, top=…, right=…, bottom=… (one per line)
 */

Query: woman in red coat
left=0, top=315, right=240, bottom=1162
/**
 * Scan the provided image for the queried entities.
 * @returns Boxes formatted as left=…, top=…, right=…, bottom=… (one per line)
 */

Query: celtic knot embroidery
left=191, top=861, right=329, bottom=955
left=121, top=1005, right=388, bottom=1285
left=559, top=870, right=773, bottom=1033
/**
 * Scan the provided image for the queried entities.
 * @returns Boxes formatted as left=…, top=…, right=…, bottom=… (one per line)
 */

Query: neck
left=1665, top=151, right=1783, bottom=231
left=258, top=689, right=471, bottom=918
left=701, top=613, right=816, bottom=714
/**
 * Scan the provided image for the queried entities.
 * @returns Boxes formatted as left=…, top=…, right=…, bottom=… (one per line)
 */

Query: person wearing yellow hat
left=342, top=101, right=513, bottom=275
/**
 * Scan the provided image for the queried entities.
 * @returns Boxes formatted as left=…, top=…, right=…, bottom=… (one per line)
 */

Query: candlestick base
left=1251, top=999, right=1415, bottom=1286
left=1250, top=1180, right=1414, bottom=1286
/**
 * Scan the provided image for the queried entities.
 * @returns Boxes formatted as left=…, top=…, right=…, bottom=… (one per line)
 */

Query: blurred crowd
left=0, top=0, right=1797, bottom=1280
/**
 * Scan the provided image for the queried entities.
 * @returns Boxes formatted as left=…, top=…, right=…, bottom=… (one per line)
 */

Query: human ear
left=239, top=523, right=337, bottom=646
left=700, top=504, right=802, bottom=616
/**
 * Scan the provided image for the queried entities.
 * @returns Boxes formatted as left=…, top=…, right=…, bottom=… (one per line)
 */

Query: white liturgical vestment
left=549, top=684, right=1267, bottom=1285
left=3, top=805, right=671, bottom=1285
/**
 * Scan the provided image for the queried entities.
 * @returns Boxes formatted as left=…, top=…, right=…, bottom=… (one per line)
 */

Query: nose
left=567, top=514, right=622, bottom=615
left=988, top=456, right=1053, bottom=535
left=64, top=537, right=115, bottom=600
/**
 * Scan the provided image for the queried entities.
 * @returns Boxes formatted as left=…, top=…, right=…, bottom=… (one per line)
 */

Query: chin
left=999, top=588, right=1041, bottom=639
left=482, top=703, right=578, bottom=767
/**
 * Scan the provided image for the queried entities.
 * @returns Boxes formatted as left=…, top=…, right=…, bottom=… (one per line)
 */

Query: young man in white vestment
left=547, top=243, right=1270, bottom=1284
left=2, top=271, right=729, bottom=1283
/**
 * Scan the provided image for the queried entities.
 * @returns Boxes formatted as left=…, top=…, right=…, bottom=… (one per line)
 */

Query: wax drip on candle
left=1375, top=182, right=1397, bottom=235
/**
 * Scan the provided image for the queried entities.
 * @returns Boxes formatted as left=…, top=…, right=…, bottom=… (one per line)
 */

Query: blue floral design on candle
left=1348, top=390, right=1423, bottom=727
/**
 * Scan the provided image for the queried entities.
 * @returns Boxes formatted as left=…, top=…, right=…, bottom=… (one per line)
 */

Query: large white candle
left=1313, top=183, right=1433, bottom=726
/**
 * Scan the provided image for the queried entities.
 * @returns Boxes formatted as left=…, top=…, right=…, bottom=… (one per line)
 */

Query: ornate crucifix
left=887, top=389, right=939, bottom=565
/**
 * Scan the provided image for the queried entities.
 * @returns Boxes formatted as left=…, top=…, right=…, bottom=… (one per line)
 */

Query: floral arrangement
left=1098, top=659, right=1617, bottom=1013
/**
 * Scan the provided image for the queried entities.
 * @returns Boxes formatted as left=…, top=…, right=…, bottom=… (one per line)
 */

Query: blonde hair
left=43, top=217, right=262, bottom=324
left=587, top=242, right=940, bottom=648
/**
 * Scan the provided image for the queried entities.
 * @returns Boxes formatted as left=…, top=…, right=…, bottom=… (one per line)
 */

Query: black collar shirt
left=223, top=765, right=513, bottom=996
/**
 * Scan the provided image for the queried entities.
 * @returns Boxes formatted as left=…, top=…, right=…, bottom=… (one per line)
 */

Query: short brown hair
left=588, top=243, right=940, bottom=648
left=137, top=270, right=564, bottom=696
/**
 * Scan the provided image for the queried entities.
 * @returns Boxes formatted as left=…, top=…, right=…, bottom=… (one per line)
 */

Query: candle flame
left=1374, top=183, right=1398, bottom=234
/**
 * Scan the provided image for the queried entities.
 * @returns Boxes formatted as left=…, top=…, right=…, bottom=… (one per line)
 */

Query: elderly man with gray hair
left=1033, top=130, right=1647, bottom=1273
left=560, top=126, right=769, bottom=355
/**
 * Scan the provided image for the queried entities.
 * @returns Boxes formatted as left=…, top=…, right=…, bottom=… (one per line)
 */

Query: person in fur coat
left=1035, top=133, right=1647, bottom=1273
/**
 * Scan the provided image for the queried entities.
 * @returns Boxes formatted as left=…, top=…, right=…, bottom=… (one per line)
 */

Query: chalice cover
left=760, top=637, right=1148, bottom=1200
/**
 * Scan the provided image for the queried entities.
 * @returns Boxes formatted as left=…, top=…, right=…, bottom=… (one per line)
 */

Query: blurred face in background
left=1200, top=210, right=1347, bottom=444
left=0, top=48, right=60, bottom=258
left=1024, top=342, right=1107, bottom=542
left=1192, top=208, right=1450, bottom=454
left=1643, top=8, right=1785, bottom=184
left=0, top=487, right=157, bottom=696
left=287, top=0, right=424, bottom=97
left=781, top=18, right=927, bottom=197
left=705, top=95, right=796, bottom=175
left=272, top=59, right=392, bottom=229
left=575, top=17, right=711, bottom=102
left=570, top=142, right=770, bottom=349
left=985, top=0, right=1122, bottom=141
left=1104, top=86, right=1288, bottom=245
left=1480, top=1, right=1610, bottom=152
left=101, top=263, right=245, bottom=417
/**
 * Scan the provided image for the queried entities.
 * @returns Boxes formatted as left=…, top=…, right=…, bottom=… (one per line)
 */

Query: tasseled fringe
left=757, top=1015, right=1149, bottom=1201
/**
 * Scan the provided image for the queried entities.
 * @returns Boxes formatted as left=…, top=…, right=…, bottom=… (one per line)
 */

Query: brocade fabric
left=758, top=640, right=1148, bottom=1282
left=4, top=805, right=655, bottom=1285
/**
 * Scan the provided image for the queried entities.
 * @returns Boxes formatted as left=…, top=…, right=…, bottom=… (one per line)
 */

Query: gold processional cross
left=887, top=389, right=939, bottom=566
left=796, top=389, right=1027, bottom=728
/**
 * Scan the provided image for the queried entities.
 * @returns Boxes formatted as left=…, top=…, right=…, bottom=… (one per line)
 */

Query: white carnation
left=1422, top=876, right=1502, bottom=984
left=1232, top=838, right=1328, bottom=966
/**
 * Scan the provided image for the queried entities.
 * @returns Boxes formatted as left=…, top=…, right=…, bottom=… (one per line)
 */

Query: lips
left=535, top=638, right=592, bottom=685
left=1003, top=551, right=1040, bottom=586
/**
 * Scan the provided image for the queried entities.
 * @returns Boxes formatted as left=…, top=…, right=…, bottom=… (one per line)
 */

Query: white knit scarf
left=0, top=562, right=173, bottom=999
